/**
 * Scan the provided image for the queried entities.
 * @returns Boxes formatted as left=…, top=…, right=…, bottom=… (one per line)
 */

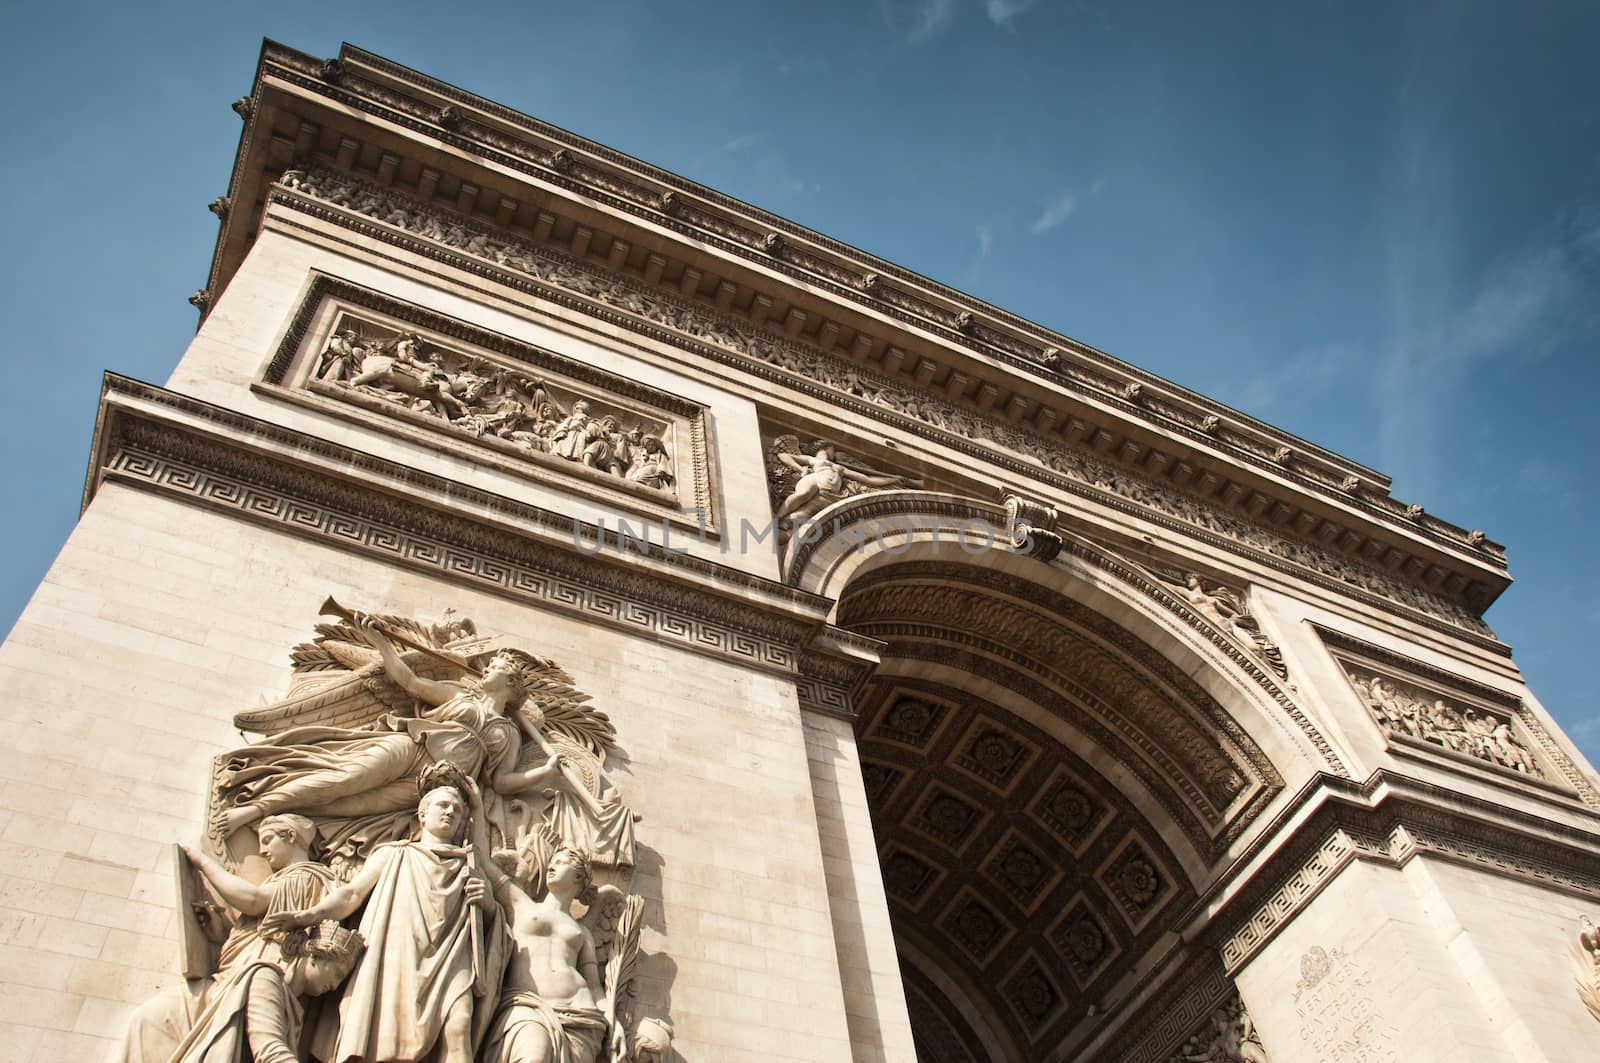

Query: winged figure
left=210, top=600, right=635, bottom=880
left=1574, top=916, right=1600, bottom=1025
left=465, top=781, right=647, bottom=1063
left=766, top=434, right=923, bottom=531
left=1151, top=568, right=1290, bottom=680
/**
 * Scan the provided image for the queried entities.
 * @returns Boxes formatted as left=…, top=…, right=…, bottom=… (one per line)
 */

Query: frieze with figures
left=268, top=167, right=1500, bottom=643
left=117, top=599, right=671, bottom=1063
left=259, top=281, right=718, bottom=531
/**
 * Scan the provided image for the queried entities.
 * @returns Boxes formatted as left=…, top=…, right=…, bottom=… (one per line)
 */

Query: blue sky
left=2, top=1, right=1597, bottom=764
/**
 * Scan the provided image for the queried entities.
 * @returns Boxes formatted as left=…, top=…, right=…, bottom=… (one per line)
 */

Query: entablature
left=204, top=40, right=1512, bottom=627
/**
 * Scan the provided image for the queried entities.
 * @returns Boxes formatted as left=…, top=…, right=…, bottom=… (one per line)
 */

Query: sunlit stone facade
left=1, top=41, right=1597, bottom=1063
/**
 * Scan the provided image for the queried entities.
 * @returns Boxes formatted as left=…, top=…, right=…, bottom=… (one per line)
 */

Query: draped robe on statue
left=115, top=860, right=339, bottom=1063
left=218, top=694, right=520, bottom=862
left=171, top=962, right=306, bottom=1063
left=315, top=840, right=505, bottom=1062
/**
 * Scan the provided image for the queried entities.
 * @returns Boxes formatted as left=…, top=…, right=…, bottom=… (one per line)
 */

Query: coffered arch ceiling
left=837, top=559, right=1287, bottom=1062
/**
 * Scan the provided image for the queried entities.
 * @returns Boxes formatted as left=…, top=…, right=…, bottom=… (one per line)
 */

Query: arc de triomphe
left=2, top=40, right=1597, bottom=1063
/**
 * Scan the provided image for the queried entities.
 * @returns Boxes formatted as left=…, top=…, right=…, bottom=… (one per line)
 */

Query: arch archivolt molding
left=790, top=490, right=1349, bottom=782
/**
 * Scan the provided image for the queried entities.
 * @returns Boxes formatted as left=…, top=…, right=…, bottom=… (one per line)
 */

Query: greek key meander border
left=259, top=179, right=1508, bottom=658
left=103, top=375, right=826, bottom=617
left=1109, top=952, right=1234, bottom=1063
left=281, top=42, right=1508, bottom=569
left=1218, top=812, right=1600, bottom=976
left=1315, top=625, right=1600, bottom=807
left=96, top=402, right=841, bottom=679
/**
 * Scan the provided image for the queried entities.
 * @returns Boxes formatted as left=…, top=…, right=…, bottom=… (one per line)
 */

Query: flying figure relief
left=120, top=599, right=670, bottom=1062
left=766, top=434, right=923, bottom=534
left=1154, top=569, right=1290, bottom=681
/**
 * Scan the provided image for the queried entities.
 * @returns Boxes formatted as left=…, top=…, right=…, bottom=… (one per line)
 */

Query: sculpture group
left=119, top=601, right=669, bottom=1063
left=314, top=323, right=675, bottom=491
left=1350, top=669, right=1541, bottom=776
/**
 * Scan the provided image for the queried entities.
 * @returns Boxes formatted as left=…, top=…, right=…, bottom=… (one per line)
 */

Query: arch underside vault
left=839, top=560, right=1285, bottom=1061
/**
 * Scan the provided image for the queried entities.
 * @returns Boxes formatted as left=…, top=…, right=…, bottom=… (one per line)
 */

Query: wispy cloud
left=882, top=0, right=957, bottom=42
left=1030, top=178, right=1104, bottom=235
left=1375, top=213, right=1598, bottom=496
left=1229, top=342, right=1349, bottom=417
left=961, top=223, right=995, bottom=287
left=984, top=0, right=1038, bottom=26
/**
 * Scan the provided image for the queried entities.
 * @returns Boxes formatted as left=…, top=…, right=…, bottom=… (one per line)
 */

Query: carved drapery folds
left=1150, top=568, right=1289, bottom=681
left=1348, top=666, right=1542, bottom=776
left=1320, top=627, right=1599, bottom=806
left=313, top=318, right=678, bottom=490
left=764, top=432, right=924, bottom=532
left=1574, top=916, right=1600, bottom=1025
left=120, top=600, right=670, bottom=1063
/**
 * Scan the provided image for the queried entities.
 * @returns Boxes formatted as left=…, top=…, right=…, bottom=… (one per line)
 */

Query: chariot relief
left=117, top=600, right=668, bottom=1063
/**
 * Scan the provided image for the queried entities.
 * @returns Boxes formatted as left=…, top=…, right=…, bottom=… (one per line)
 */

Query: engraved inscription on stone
left=1292, top=946, right=1397, bottom=1062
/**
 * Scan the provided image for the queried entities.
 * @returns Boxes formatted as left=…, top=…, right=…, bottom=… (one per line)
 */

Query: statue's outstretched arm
left=180, top=843, right=272, bottom=916
left=362, top=619, right=458, bottom=706
left=261, top=858, right=382, bottom=934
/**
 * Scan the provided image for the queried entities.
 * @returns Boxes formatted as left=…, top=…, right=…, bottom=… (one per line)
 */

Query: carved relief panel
left=121, top=598, right=671, bottom=1062
left=1319, top=628, right=1597, bottom=806
left=260, top=276, right=717, bottom=532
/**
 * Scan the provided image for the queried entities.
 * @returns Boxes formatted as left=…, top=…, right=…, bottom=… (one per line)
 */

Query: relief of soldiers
left=121, top=600, right=670, bottom=1063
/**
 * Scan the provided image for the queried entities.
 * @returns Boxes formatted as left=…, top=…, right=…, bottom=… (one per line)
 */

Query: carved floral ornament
left=119, top=599, right=670, bottom=1063
left=270, top=40, right=1503, bottom=578
left=1166, top=991, right=1269, bottom=1063
left=269, top=167, right=1499, bottom=644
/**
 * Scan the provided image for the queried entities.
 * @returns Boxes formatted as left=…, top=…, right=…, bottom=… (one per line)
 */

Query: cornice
left=208, top=40, right=1511, bottom=601
left=252, top=171, right=1506, bottom=653
left=84, top=375, right=875, bottom=683
left=1192, top=770, right=1600, bottom=976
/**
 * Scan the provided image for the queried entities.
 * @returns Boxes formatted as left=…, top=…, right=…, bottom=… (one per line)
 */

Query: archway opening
left=838, top=557, right=1282, bottom=1061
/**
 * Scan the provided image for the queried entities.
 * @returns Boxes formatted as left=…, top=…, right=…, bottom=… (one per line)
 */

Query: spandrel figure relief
left=308, top=318, right=676, bottom=496
left=765, top=433, right=923, bottom=535
left=121, top=600, right=670, bottom=1063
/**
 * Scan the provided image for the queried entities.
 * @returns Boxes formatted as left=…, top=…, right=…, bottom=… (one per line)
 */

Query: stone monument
left=1, top=38, right=1598, bottom=1062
